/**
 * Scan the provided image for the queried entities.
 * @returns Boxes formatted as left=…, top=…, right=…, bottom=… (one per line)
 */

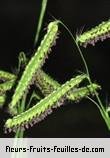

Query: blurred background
left=0, top=0, right=110, bottom=137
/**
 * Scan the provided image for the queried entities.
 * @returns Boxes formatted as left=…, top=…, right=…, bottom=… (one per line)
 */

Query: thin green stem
left=14, top=93, right=27, bottom=138
left=17, top=52, right=27, bottom=74
left=75, top=42, right=105, bottom=110
left=107, top=107, right=110, bottom=113
left=26, top=90, right=41, bottom=110
left=87, top=96, right=110, bottom=130
left=33, top=0, right=48, bottom=48
left=15, top=129, right=24, bottom=138
left=60, top=20, right=110, bottom=130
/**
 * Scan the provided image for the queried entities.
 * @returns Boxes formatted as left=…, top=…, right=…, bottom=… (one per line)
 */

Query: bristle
left=20, top=125, right=25, bottom=131
left=8, top=128, right=12, bottom=133
left=29, top=121, right=34, bottom=127
left=82, top=31, right=110, bottom=47
left=46, top=108, right=53, bottom=115
left=32, top=118, right=38, bottom=124
left=12, top=126, right=17, bottom=133
left=25, top=123, right=29, bottom=129
left=35, top=117, right=42, bottom=123
left=14, top=108, right=53, bottom=131
left=4, top=128, right=7, bottom=134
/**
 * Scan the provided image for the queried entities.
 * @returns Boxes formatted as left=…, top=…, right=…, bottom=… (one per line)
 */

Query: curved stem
left=60, top=20, right=110, bottom=130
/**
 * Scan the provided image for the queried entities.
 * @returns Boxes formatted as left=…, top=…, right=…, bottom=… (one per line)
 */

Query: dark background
left=0, top=0, right=110, bottom=137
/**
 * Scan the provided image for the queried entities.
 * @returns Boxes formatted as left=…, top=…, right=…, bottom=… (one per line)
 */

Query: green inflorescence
left=76, top=19, right=110, bottom=47
left=0, top=70, right=16, bottom=108
left=9, top=21, right=60, bottom=115
left=0, top=18, right=107, bottom=134
left=35, top=69, right=61, bottom=96
left=0, top=70, right=16, bottom=81
left=5, top=82, right=100, bottom=132
left=0, top=68, right=100, bottom=112
left=0, top=80, right=16, bottom=92
left=0, top=20, right=102, bottom=133
left=35, top=69, right=100, bottom=101
left=0, top=94, right=6, bottom=108
left=0, top=0, right=110, bottom=139
left=5, top=74, right=88, bottom=130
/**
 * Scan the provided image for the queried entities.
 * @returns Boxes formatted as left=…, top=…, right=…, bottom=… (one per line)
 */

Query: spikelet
left=8, top=21, right=60, bottom=115
left=35, top=69, right=100, bottom=102
left=5, top=74, right=87, bottom=133
left=76, top=20, right=110, bottom=47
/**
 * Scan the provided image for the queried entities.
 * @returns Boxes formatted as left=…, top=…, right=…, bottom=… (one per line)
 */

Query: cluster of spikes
left=0, top=21, right=102, bottom=133
left=76, top=19, right=110, bottom=47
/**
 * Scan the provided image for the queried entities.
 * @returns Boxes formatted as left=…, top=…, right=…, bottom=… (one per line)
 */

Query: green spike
left=5, top=74, right=87, bottom=130
left=76, top=20, right=110, bottom=47
left=9, top=21, right=60, bottom=115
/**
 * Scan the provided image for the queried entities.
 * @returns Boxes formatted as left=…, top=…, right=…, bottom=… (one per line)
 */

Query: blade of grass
left=14, top=93, right=27, bottom=138
left=33, top=0, right=48, bottom=48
